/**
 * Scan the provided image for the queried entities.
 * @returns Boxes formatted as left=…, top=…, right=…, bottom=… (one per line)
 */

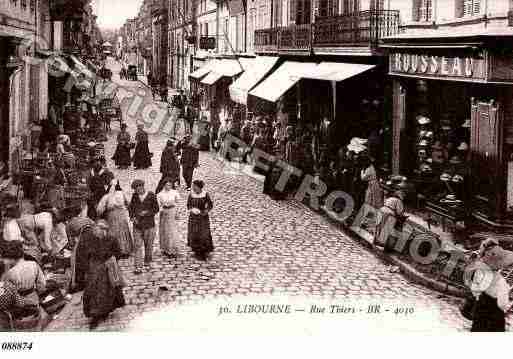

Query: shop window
left=413, top=0, right=432, bottom=22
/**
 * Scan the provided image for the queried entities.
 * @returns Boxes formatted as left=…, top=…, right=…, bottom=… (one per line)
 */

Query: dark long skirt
left=83, top=260, right=125, bottom=319
left=187, top=213, right=214, bottom=258
left=471, top=292, right=506, bottom=332
left=133, top=141, right=152, bottom=169
left=112, top=143, right=131, bottom=167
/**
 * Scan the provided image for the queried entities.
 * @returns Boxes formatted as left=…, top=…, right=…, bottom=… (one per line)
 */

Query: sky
left=92, top=0, right=144, bottom=30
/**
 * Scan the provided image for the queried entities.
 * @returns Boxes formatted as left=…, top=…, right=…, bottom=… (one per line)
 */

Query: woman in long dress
left=157, top=179, right=181, bottom=258
left=132, top=124, right=152, bottom=169
left=360, top=156, right=384, bottom=221
left=82, top=220, right=126, bottom=329
left=112, top=123, right=132, bottom=169
left=187, top=180, right=214, bottom=261
left=67, top=208, right=95, bottom=293
left=97, top=180, right=133, bottom=258
left=469, top=238, right=513, bottom=332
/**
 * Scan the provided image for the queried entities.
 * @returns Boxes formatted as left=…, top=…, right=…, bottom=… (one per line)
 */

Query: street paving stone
left=45, top=59, right=508, bottom=333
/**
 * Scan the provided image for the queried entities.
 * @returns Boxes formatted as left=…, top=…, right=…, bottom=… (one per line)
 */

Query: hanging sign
left=390, top=52, right=486, bottom=81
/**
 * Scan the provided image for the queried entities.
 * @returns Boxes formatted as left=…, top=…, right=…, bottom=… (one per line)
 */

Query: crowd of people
left=0, top=116, right=214, bottom=330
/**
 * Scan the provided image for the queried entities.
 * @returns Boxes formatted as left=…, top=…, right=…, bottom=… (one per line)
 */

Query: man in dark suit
left=177, top=135, right=199, bottom=191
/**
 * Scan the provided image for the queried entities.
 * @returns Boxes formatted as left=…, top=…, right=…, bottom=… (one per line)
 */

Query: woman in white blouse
left=470, top=238, right=513, bottom=332
left=157, top=179, right=181, bottom=258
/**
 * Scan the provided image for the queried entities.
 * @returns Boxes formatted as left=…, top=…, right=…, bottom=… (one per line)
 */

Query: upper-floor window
left=457, top=0, right=481, bottom=18
left=317, top=0, right=338, bottom=18
left=413, top=0, right=432, bottom=22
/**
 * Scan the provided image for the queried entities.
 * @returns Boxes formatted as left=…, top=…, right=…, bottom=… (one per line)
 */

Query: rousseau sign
left=390, top=52, right=486, bottom=80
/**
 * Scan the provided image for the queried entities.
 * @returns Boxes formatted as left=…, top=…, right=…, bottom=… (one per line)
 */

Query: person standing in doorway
left=128, top=179, right=159, bottom=275
left=177, top=134, right=199, bottom=191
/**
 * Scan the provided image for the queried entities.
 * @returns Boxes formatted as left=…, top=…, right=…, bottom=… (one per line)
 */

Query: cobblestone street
left=46, top=60, right=476, bottom=333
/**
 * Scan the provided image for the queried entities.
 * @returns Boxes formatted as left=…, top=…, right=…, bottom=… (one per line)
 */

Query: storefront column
left=392, top=79, right=406, bottom=174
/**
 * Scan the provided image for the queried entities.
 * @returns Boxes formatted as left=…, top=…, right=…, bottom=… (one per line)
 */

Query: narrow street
left=45, top=58, right=475, bottom=333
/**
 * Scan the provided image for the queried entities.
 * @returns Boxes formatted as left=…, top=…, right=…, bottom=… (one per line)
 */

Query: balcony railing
left=509, top=10, right=513, bottom=26
left=313, top=10, right=400, bottom=47
left=254, top=10, right=400, bottom=54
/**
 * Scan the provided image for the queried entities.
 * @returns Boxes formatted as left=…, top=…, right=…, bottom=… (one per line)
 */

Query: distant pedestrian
left=112, top=123, right=132, bottom=169
left=157, top=179, right=181, bottom=258
left=128, top=179, right=159, bottom=274
left=156, top=139, right=180, bottom=193
left=187, top=180, right=214, bottom=261
left=177, top=134, right=199, bottom=191
left=132, top=124, right=152, bottom=170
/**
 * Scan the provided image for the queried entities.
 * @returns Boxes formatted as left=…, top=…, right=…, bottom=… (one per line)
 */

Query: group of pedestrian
left=112, top=123, right=152, bottom=170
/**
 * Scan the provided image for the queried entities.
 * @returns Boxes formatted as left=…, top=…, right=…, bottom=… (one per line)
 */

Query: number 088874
left=1, top=342, right=33, bottom=351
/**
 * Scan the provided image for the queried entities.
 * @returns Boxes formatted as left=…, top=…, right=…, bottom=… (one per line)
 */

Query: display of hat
left=419, top=130, right=427, bottom=138
left=420, top=164, right=432, bottom=172
left=440, top=173, right=452, bottom=181
left=347, top=143, right=366, bottom=153
left=457, top=142, right=469, bottom=151
left=425, top=131, right=434, bottom=138
left=432, top=141, right=443, bottom=150
left=446, top=194, right=457, bottom=201
left=452, top=174, right=464, bottom=183
left=418, top=149, right=427, bottom=157
left=462, top=119, right=471, bottom=128
left=418, top=139, right=429, bottom=147
left=426, top=158, right=433, bottom=163
left=350, top=137, right=368, bottom=146
left=416, top=115, right=431, bottom=125
left=449, top=156, right=463, bottom=164
left=87, top=141, right=96, bottom=147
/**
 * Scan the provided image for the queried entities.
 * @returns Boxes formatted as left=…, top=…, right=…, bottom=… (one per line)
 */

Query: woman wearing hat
left=112, top=123, right=132, bottom=169
left=469, top=239, right=513, bottom=331
left=132, top=124, right=152, bottom=170
left=156, top=139, right=180, bottom=194
left=86, top=157, right=114, bottom=220
left=360, top=155, right=384, bottom=212
left=187, top=180, right=214, bottom=261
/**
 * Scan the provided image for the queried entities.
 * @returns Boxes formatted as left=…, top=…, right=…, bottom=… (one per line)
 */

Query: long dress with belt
left=361, top=164, right=384, bottom=210
left=187, top=191, right=214, bottom=257
left=82, top=233, right=125, bottom=319
left=133, top=129, right=152, bottom=169
left=97, top=190, right=133, bottom=257
left=471, top=270, right=510, bottom=332
left=157, top=189, right=181, bottom=256
left=112, top=131, right=131, bottom=168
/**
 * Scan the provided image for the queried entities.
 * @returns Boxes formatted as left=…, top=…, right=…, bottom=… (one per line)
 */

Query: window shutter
left=290, top=0, right=296, bottom=22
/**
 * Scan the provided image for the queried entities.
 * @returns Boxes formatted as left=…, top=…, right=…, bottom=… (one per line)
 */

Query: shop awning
left=229, top=56, right=279, bottom=105
left=201, top=71, right=224, bottom=85
left=305, top=62, right=376, bottom=82
left=249, top=61, right=319, bottom=103
left=190, top=61, right=215, bottom=80
left=199, top=59, right=244, bottom=86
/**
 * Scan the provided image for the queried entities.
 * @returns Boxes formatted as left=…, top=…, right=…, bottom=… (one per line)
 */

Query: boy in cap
left=128, top=179, right=159, bottom=274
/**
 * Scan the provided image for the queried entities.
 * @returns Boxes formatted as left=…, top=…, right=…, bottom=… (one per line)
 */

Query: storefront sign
left=390, top=53, right=486, bottom=81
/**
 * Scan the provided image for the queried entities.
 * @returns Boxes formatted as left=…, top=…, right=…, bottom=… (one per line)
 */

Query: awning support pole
left=331, top=80, right=336, bottom=121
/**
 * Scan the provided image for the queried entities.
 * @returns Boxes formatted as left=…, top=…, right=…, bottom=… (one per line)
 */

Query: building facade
left=152, top=0, right=169, bottom=86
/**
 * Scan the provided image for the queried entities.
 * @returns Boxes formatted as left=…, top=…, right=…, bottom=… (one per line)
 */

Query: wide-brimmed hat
left=440, top=173, right=452, bottom=181
left=420, top=164, right=432, bottom=172
left=416, top=115, right=431, bottom=125
left=350, top=137, right=368, bottom=146
left=452, top=174, right=464, bottom=183
left=418, top=139, right=429, bottom=147
left=418, top=149, right=427, bottom=157
left=479, top=239, right=513, bottom=270
left=462, top=119, right=471, bottom=128
left=457, top=142, right=469, bottom=151
left=449, top=156, right=463, bottom=164
left=347, top=143, right=367, bottom=154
